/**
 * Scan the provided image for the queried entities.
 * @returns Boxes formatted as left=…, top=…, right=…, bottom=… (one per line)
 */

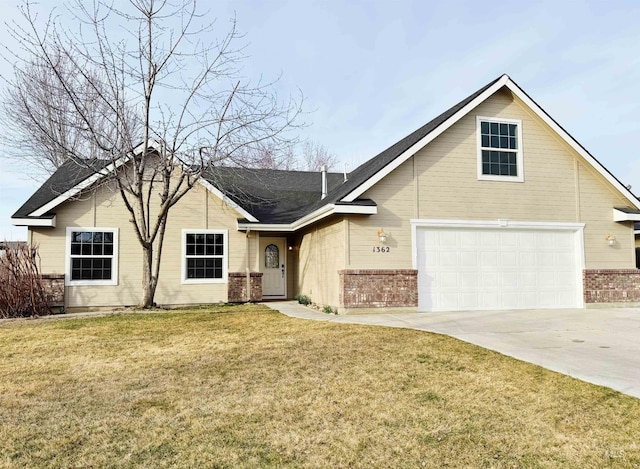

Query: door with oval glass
left=259, top=237, right=286, bottom=298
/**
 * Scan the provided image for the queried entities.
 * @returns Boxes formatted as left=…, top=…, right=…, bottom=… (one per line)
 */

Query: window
left=477, top=116, right=523, bottom=182
left=65, top=228, right=119, bottom=286
left=182, top=229, right=228, bottom=283
left=264, top=244, right=279, bottom=268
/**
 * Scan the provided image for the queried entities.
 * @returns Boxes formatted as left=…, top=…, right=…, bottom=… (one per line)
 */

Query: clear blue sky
left=1, top=0, right=640, bottom=240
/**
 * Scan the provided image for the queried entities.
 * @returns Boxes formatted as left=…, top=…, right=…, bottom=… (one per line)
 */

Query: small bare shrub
left=0, top=243, right=50, bottom=318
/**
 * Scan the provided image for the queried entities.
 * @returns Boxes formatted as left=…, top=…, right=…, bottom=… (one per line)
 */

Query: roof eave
left=613, top=207, right=640, bottom=222
left=11, top=215, right=57, bottom=227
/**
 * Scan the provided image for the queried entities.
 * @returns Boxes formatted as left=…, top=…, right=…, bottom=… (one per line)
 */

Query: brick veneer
left=339, top=269, right=418, bottom=308
left=41, top=274, right=65, bottom=307
left=228, top=272, right=263, bottom=302
left=583, top=269, right=640, bottom=303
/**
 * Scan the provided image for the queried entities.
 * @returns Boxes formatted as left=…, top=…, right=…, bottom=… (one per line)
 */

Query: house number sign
left=372, top=246, right=390, bottom=253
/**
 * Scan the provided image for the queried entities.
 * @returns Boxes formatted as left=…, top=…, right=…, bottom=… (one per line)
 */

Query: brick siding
left=583, top=269, right=640, bottom=303
left=41, top=274, right=65, bottom=307
left=228, top=272, right=263, bottom=302
left=339, top=269, right=418, bottom=308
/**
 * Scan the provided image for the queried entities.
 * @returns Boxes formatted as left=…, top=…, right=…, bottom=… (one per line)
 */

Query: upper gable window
left=477, top=116, right=523, bottom=182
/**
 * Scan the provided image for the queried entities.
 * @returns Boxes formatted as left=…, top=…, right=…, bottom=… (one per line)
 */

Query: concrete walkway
left=264, top=301, right=640, bottom=399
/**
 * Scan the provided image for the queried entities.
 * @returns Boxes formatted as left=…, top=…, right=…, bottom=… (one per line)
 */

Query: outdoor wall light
left=378, top=228, right=387, bottom=244
left=605, top=234, right=616, bottom=246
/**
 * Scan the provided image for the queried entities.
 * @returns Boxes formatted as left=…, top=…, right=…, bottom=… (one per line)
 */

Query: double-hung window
left=182, top=229, right=228, bottom=283
left=65, top=227, right=119, bottom=286
left=477, top=116, right=523, bottom=182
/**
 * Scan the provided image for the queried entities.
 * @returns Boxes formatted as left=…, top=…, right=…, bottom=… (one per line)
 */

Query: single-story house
left=12, top=74, right=640, bottom=312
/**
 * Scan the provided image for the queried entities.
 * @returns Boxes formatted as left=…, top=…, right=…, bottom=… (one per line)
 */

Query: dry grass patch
left=0, top=304, right=639, bottom=468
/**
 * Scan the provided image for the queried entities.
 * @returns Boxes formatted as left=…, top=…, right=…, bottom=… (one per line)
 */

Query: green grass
left=0, top=304, right=639, bottom=468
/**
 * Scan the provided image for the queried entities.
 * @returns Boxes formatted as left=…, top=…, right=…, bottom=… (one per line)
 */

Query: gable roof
left=320, top=74, right=640, bottom=208
left=13, top=74, right=640, bottom=230
left=10, top=156, right=351, bottom=226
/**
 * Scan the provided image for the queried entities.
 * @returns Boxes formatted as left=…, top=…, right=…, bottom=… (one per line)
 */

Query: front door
left=260, top=237, right=286, bottom=298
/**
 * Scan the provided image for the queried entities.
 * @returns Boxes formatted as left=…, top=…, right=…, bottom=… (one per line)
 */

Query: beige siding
left=577, top=162, right=635, bottom=268
left=31, top=181, right=256, bottom=308
left=295, top=217, right=344, bottom=307
left=349, top=88, right=636, bottom=270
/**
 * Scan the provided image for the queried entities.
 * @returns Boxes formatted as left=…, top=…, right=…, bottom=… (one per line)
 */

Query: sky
left=1, top=0, right=640, bottom=240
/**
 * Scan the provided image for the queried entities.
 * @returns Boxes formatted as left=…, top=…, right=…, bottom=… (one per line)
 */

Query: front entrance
left=259, top=237, right=287, bottom=298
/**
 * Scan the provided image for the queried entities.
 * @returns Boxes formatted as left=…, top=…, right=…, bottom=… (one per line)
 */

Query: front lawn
left=0, top=304, right=638, bottom=467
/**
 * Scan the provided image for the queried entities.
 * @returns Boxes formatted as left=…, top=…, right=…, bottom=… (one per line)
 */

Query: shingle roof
left=24, top=74, right=612, bottom=228
left=12, top=159, right=110, bottom=218
left=202, top=166, right=345, bottom=224
left=10, top=75, right=505, bottom=225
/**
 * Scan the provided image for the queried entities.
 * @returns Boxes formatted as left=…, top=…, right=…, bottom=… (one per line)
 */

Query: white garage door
left=415, top=225, right=582, bottom=312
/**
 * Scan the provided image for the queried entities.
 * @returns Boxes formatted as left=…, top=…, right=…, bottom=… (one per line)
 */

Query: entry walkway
left=264, top=301, right=640, bottom=399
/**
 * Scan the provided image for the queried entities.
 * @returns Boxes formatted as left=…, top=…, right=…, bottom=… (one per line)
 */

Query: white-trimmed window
left=65, top=227, right=119, bottom=286
left=477, top=116, right=524, bottom=182
left=181, top=229, right=228, bottom=284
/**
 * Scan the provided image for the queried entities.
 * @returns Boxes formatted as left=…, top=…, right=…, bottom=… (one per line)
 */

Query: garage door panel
left=417, top=226, right=580, bottom=312
left=480, top=231, right=499, bottom=247
left=460, top=251, right=478, bottom=267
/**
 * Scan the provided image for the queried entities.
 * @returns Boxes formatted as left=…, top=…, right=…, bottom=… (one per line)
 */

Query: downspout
left=321, top=165, right=327, bottom=199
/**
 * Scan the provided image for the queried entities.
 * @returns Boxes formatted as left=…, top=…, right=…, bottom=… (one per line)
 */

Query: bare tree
left=4, top=0, right=302, bottom=307
left=300, top=141, right=338, bottom=171
left=2, top=52, right=120, bottom=174
left=229, top=140, right=337, bottom=172
left=229, top=141, right=299, bottom=170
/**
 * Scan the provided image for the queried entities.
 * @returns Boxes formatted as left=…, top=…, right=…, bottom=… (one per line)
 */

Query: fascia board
left=341, top=75, right=510, bottom=202
left=198, top=179, right=259, bottom=223
left=613, top=208, right=640, bottom=222
left=11, top=215, right=56, bottom=227
left=333, top=205, right=377, bottom=215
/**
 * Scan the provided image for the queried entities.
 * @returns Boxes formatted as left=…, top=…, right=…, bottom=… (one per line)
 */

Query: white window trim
left=477, top=116, right=524, bottom=183
left=181, top=229, right=228, bottom=284
left=65, top=227, right=119, bottom=286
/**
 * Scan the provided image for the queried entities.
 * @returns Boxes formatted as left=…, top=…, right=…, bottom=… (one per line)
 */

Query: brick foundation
left=41, top=274, right=65, bottom=307
left=339, top=269, right=418, bottom=308
left=228, top=272, right=263, bottom=302
left=583, top=269, right=640, bottom=303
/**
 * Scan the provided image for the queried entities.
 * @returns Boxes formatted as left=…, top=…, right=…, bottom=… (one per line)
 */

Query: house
left=0, top=241, right=27, bottom=258
left=11, top=74, right=640, bottom=312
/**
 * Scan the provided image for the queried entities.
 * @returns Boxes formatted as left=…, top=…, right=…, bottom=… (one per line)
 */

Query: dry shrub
left=0, top=243, right=50, bottom=318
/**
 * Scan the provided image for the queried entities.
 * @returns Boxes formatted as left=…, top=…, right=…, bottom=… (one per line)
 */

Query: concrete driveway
left=267, top=302, right=640, bottom=399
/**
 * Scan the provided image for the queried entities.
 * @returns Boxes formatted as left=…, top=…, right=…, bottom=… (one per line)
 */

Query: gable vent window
left=65, top=227, right=119, bottom=286
left=477, top=116, right=523, bottom=182
left=181, top=229, right=228, bottom=284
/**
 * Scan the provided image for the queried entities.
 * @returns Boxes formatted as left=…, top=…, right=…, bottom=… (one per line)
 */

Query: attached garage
left=412, top=220, right=585, bottom=312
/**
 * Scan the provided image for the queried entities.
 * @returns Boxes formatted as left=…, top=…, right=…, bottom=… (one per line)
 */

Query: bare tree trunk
left=139, top=243, right=157, bottom=308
